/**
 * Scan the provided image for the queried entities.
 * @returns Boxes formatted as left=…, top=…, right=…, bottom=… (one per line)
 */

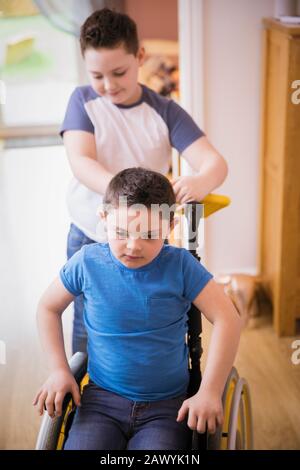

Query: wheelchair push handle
left=184, top=194, right=231, bottom=255
left=184, top=202, right=203, bottom=255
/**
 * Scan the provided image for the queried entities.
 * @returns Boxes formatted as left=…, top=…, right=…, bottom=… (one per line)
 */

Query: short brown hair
left=80, top=8, right=139, bottom=56
left=103, top=168, right=176, bottom=220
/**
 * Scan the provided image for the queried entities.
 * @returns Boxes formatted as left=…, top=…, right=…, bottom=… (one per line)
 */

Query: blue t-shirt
left=60, top=243, right=213, bottom=401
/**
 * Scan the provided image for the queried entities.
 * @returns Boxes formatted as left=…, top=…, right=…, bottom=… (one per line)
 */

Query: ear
left=137, top=46, right=146, bottom=66
left=96, top=204, right=106, bottom=219
left=98, top=208, right=107, bottom=221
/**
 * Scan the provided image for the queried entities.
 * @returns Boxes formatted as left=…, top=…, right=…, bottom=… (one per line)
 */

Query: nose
left=126, top=237, right=142, bottom=252
left=103, top=76, right=117, bottom=92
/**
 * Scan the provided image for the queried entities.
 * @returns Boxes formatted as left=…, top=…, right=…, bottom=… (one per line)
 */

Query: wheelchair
left=35, top=196, right=253, bottom=450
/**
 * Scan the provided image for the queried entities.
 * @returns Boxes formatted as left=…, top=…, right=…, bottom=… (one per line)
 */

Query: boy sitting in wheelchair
left=33, top=167, right=241, bottom=450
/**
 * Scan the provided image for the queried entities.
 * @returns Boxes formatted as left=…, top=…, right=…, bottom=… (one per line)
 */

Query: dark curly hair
left=80, top=8, right=139, bottom=56
left=104, top=168, right=176, bottom=221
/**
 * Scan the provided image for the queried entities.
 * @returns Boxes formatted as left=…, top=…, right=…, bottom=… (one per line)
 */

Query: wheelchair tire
left=207, top=367, right=239, bottom=450
left=227, top=377, right=253, bottom=449
left=35, top=352, right=88, bottom=450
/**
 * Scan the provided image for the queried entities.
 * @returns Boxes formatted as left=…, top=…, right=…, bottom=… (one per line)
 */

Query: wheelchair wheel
left=207, top=366, right=238, bottom=450
left=56, top=373, right=89, bottom=450
left=227, top=377, right=253, bottom=449
left=35, top=396, right=76, bottom=450
left=35, top=352, right=88, bottom=450
left=207, top=367, right=253, bottom=450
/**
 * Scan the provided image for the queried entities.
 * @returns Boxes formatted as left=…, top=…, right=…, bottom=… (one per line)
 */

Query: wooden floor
left=0, top=145, right=300, bottom=450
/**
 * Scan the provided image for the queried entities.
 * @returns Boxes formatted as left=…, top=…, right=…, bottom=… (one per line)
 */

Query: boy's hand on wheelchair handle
left=32, top=368, right=81, bottom=419
left=171, top=175, right=206, bottom=205
left=176, top=389, right=224, bottom=435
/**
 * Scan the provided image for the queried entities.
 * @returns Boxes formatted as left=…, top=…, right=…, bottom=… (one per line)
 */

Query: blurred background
left=0, top=0, right=300, bottom=450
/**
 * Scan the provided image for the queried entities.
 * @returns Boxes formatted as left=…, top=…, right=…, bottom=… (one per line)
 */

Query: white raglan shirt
left=60, top=84, right=204, bottom=241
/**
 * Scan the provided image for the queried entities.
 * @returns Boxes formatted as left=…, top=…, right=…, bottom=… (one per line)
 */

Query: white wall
left=201, top=0, right=275, bottom=275
left=0, top=145, right=73, bottom=448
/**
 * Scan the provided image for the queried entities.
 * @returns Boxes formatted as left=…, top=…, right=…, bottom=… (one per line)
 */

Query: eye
left=93, top=76, right=103, bottom=80
left=116, top=231, right=127, bottom=239
left=114, top=71, right=126, bottom=77
left=147, top=232, right=159, bottom=240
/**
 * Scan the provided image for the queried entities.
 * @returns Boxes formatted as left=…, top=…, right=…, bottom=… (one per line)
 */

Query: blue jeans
left=67, top=223, right=95, bottom=354
left=64, top=380, right=192, bottom=450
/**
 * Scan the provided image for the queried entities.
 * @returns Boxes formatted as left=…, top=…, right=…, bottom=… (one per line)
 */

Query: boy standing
left=33, top=168, right=241, bottom=450
left=62, top=8, right=228, bottom=353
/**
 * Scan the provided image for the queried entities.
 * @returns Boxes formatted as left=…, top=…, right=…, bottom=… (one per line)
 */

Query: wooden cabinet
left=259, top=18, right=300, bottom=336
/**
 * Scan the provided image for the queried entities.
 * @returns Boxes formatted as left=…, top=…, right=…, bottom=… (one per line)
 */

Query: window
left=0, top=1, right=79, bottom=134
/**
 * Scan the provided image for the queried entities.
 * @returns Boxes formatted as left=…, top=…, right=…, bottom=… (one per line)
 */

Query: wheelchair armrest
left=68, top=352, right=88, bottom=384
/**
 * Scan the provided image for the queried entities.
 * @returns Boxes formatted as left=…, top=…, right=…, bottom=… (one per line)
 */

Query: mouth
left=108, top=90, right=121, bottom=97
left=123, top=254, right=142, bottom=261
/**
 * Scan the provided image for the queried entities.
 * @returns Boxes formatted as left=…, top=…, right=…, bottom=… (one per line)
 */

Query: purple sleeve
left=167, top=100, right=205, bottom=153
left=60, top=87, right=95, bottom=137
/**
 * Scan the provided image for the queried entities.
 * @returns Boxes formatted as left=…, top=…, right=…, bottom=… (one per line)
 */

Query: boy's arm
left=177, top=279, right=242, bottom=433
left=63, top=130, right=114, bottom=194
left=191, top=279, right=241, bottom=394
left=173, top=136, right=228, bottom=203
left=36, top=277, right=74, bottom=372
left=33, top=277, right=81, bottom=417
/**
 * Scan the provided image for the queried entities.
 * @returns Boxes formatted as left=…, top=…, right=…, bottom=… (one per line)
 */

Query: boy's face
left=102, top=206, right=173, bottom=269
left=84, top=44, right=145, bottom=106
